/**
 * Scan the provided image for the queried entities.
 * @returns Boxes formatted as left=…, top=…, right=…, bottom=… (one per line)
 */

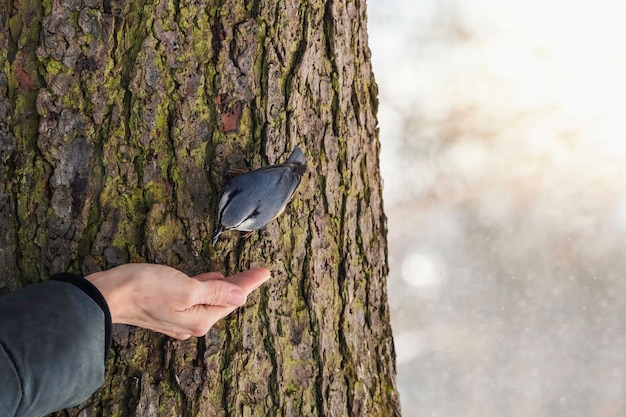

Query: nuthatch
left=212, top=146, right=307, bottom=245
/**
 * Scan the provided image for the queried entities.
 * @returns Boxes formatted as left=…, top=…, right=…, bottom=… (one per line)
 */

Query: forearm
left=0, top=275, right=110, bottom=417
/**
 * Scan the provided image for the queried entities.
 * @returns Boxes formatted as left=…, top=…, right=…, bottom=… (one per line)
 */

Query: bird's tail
left=286, top=146, right=306, bottom=165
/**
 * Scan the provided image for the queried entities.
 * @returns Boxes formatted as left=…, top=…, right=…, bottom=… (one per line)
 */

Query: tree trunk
left=0, top=0, right=400, bottom=415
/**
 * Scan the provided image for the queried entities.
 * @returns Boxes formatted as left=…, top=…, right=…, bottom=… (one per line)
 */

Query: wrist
left=85, top=268, right=134, bottom=324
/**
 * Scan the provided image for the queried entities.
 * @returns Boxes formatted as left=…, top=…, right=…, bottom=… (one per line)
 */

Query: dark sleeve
left=0, top=274, right=112, bottom=417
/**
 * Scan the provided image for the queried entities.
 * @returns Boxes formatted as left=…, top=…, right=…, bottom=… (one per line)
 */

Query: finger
left=173, top=268, right=270, bottom=336
left=193, top=272, right=225, bottom=282
left=222, top=267, right=271, bottom=294
left=185, top=304, right=239, bottom=334
left=190, top=279, right=249, bottom=307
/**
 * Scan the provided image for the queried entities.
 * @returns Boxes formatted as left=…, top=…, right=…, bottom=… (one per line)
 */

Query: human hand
left=85, top=264, right=270, bottom=339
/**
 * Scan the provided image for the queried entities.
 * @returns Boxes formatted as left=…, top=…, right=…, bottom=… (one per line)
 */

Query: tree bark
left=0, top=0, right=400, bottom=415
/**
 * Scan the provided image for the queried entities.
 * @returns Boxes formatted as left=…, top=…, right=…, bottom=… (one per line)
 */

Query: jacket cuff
left=50, top=273, right=112, bottom=363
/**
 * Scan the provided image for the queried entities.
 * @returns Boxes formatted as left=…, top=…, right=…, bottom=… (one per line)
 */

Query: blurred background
left=368, top=0, right=626, bottom=416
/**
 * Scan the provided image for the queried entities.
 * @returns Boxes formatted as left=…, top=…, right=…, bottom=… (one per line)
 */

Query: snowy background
left=368, top=1, right=626, bottom=416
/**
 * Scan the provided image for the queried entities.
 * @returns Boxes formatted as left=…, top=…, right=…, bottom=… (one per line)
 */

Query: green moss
left=284, top=382, right=299, bottom=395
left=40, top=0, right=52, bottom=14
left=159, top=376, right=183, bottom=413
left=144, top=182, right=168, bottom=206
left=8, top=13, right=23, bottom=41
left=190, top=142, right=208, bottom=169
left=233, top=0, right=249, bottom=20
left=132, top=344, right=149, bottom=365
left=177, top=5, right=192, bottom=32
left=42, top=58, right=67, bottom=75
left=207, top=4, right=221, bottom=18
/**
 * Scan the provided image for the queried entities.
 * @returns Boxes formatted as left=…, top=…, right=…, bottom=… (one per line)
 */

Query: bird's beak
left=212, top=225, right=224, bottom=246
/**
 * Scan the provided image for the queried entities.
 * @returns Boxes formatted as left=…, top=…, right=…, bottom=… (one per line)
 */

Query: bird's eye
left=227, top=188, right=242, bottom=200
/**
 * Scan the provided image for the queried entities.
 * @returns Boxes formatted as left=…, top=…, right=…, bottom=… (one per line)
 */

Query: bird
left=212, top=146, right=307, bottom=245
